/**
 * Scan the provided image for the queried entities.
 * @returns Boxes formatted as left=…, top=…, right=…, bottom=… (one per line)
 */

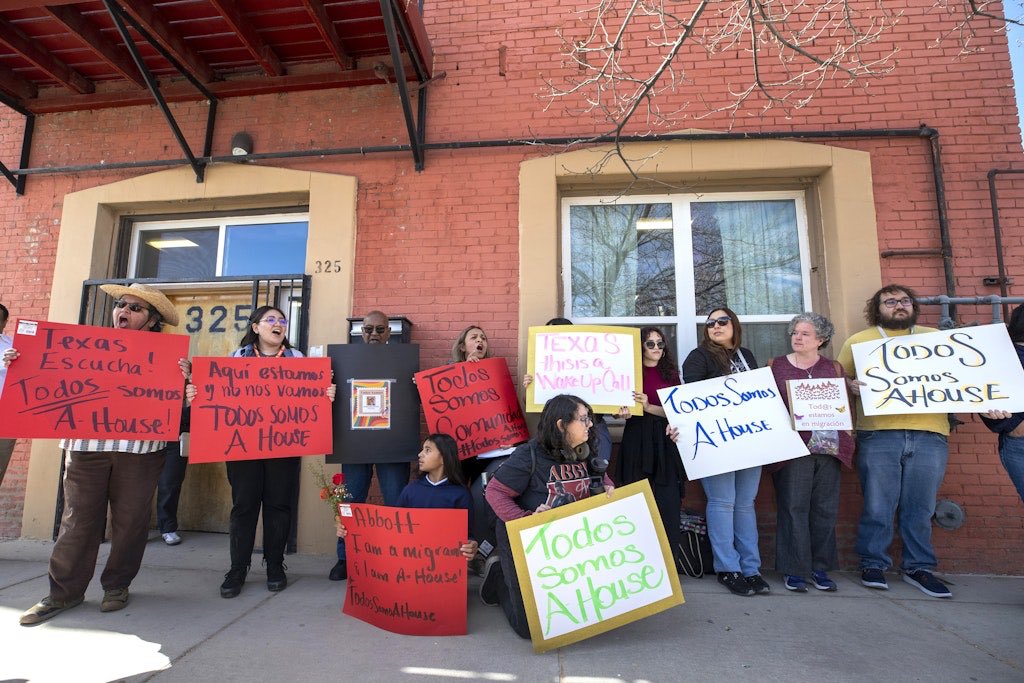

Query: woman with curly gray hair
left=767, top=312, right=854, bottom=594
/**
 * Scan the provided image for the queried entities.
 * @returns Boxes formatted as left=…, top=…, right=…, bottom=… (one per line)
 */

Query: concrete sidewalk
left=0, top=532, right=1021, bottom=683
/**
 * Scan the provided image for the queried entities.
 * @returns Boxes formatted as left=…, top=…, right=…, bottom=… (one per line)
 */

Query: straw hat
left=99, top=283, right=180, bottom=327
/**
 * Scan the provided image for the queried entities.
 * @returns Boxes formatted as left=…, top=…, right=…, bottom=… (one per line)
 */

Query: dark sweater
left=682, top=345, right=758, bottom=383
left=980, top=343, right=1024, bottom=446
left=396, top=476, right=474, bottom=538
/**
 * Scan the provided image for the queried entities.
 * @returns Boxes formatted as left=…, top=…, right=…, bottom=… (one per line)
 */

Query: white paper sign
left=657, top=367, right=810, bottom=479
left=526, top=325, right=641, bottom=415
left=513, top=487, right=676, bottom=642
left=851, top=324, right=1024, bottom=415
left=787, top=377, right=853, bottom=431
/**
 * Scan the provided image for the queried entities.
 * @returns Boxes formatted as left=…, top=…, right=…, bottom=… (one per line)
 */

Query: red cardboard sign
left=341, top=503, right=468, bottom=636
left=189, top=356, right=333, bottom=463
left=0, top=319, right=188, bottom=440
left=415, top=358, right=530, bottom=460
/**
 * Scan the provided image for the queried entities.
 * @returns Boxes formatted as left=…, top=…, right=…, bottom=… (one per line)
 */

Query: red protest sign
left=0, top=319, right=188, bottom=440
left=341, top=503, right=468, bottom=636
left=188, top=356, right=333, bottom=463
left=415, top=358, right=530, bottom=460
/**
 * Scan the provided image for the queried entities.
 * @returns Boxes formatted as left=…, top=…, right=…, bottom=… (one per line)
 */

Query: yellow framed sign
left=505, top=480, right=684, bottom=652
left=525, top=325, right=642, bottom=415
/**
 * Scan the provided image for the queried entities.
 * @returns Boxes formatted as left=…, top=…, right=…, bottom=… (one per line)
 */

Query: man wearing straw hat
left=6, top=283, right=191, bottom=626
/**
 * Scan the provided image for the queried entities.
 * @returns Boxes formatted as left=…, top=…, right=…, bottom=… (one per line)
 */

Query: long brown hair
left=640, top=326, right=678, bottom=382
left=699, top=306, right=742, bottom=373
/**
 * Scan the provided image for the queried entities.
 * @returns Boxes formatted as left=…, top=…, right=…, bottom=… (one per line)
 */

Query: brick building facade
left=0, top=0, right=1021, bottom=574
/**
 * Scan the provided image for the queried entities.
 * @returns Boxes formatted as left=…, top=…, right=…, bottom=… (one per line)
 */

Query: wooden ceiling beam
left=0, top=15, right=93, bottom=93
left=301, top=0, right=353, bottom=70
left=117, top=1, right=214, bottom=83
left=43, top=3, right=145, bottom=88
left=208, top=0, right=283, bottom=77
left=0, top=58, right=36, bottom=102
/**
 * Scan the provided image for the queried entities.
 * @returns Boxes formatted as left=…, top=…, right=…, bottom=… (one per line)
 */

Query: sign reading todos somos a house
left=506, top=480, right=683, bottom=653
left=851, top=324, right=1024, bottom=415
left=657, top=367, right=809, bottom=480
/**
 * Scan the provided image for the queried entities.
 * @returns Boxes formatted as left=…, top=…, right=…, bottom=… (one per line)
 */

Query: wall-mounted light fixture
left=230, top=131, right=254, bottom=157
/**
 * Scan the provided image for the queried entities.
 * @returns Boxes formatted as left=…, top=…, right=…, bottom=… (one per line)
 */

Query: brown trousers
left=48, top=449, right=165, bottom=601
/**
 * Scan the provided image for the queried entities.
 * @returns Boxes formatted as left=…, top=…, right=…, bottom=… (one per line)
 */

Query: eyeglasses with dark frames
left=882, top=297, right=913, bottom=309
left=705, top=316, right=731, bottom=328
left=362, top=324, right=389, bottom=334
left=113, top=299, right=152, bottom=314
left=644, top=340, right=666, bottom=350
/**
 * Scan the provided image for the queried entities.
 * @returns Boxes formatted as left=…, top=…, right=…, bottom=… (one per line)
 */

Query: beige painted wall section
left=518, top=138, right=880, bottom=368
left=21, top=163, right=357, bottom=556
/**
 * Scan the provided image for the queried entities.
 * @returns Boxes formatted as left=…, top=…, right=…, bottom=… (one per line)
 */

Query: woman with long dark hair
left=481, top=394, right=614, bottom=638
left=615, top=325, right=685, bottom=571
left=189, top=305, right=334, bottom=599
left=681, top=307, right=768, bottom=597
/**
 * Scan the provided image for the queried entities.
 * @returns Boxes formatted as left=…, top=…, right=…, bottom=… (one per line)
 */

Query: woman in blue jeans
left=982, top=303, right=1024, bottom=503
left=681, top=307, right=768, bottom=597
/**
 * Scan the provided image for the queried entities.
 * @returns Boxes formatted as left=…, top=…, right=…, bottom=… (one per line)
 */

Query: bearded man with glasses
left=837, top=284, right=953, bottom=599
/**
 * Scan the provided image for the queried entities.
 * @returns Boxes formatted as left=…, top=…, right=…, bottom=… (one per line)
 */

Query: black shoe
left=220, top=567, right=247, bottom=599
left=479, top=556, right=502, bottom=606
left=861, top=567, right=889, bottom=590
left=902, top=569, right=952, bottom=598
left=745, top=574, right=771, bottom=595
left=718, top=571, right=755, bottom=596
left=267, top=562, right=288, bottom=592
left=328, top=559, right=348, bottom=581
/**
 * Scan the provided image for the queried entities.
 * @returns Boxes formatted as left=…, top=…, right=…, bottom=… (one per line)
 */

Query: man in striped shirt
left=10, top=283, right=190, bottom=626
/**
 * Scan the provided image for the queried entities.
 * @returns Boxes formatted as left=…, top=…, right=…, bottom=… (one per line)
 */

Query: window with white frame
left=562, top=192, right=813, bottom=367
left=128, top=213, right=309, bottom=280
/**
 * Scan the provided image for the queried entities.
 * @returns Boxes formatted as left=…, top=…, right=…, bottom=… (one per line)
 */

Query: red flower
left=332, top=472, right=344, bottom=485
left=320, top=488, right=329, bottom=500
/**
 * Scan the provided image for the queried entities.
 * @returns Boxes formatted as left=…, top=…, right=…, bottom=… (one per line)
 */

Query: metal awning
left=0, top=0, right=436, bottom=191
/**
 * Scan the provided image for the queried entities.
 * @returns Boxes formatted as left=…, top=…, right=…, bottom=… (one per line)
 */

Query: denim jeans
left=156, top=441, right=188, bottom=533
left=336, top=462, right=410, bottom=560
left=855, top=430, right=948, bottom=572
left=700, top=465, right=762, bottom=575
left=999, top=435, right=1024, bottom=503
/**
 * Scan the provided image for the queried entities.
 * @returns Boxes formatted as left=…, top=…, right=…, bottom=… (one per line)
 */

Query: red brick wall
left=0, top=0, right=1021, bottom=573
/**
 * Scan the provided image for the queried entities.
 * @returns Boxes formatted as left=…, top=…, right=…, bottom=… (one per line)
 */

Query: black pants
left=225, top=457, right=300, bottom=569
left=494, top=521, right=531, bottom=639
left=156, top=441, right=188, bottom=533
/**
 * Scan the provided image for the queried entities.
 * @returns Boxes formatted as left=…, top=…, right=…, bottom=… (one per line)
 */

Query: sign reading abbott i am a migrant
left=526, top=325, right=641, bottom=415
left=657, top=367, right=809, bottom=480
left=506, top=480, right=683, bottom=653
left=852, top=324, right=1024, bottom=415
left=0, top=319, right=188, bottom=440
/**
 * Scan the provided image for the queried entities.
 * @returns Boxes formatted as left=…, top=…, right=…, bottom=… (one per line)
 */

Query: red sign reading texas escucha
left=188, top=356, right=333, bottom=463
left=0, top=319, right=188, bottom=440
left=341, top=503, right=468, bottom=636
left=415, top=358, right=530, bottom=460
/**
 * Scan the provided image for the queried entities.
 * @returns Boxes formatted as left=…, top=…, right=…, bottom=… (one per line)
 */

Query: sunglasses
left=113, top=299, right=152, bottom=314
left=705, top=316, right=732, bottom=328
left=644, top=340, right=665, bottom=350
left=260, top=316, right=288, bottom=326
left=362, top=325, right=389, bottom=334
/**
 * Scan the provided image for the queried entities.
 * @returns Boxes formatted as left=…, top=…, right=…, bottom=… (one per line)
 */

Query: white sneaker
left=162, top=532, right=181, bottom=546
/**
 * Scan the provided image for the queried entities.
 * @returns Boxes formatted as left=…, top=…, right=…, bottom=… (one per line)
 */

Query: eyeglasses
left=644, top=340, right=665, bottom=350
left=113, top=300, right=152, bottom=314
left=705, top=316, right=731, bottom=328
left=260, top=316, right=288, bottom=326
left=882, top=297, right=913, bottom=309
left=574, top=414, right=594, bottom=426
left=362, top=325, right=388, bottom=334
